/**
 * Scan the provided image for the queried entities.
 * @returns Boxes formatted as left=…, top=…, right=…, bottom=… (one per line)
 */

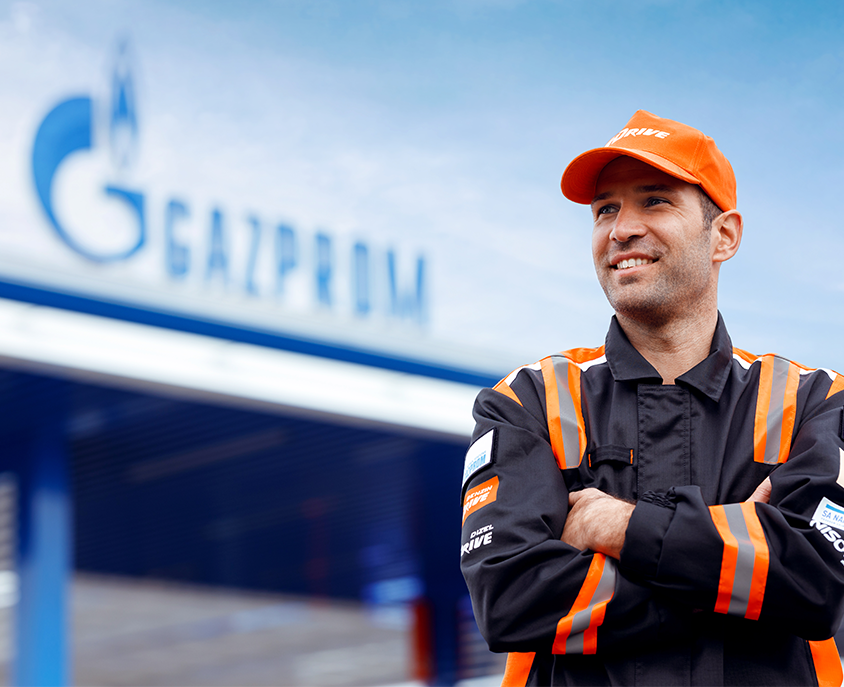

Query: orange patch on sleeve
left=462, top=476, right=499, bottom=525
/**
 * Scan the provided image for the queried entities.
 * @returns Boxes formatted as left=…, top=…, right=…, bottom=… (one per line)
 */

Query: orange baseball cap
left=561, top=110, right=736, bottom=212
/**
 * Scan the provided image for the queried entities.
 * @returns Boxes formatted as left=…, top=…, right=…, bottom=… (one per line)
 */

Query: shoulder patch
left=462, top=476, right=499, bottom=525
left=463, top=429, right=494, bottom=488
left=812, top=496, right=844, bottom=532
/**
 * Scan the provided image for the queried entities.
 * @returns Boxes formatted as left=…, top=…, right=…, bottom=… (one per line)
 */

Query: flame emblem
left=109, top=39, right=138, bottom=170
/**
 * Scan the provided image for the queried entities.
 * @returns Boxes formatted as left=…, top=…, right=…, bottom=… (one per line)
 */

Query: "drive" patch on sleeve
left=463, top=476, right=499, bottom=525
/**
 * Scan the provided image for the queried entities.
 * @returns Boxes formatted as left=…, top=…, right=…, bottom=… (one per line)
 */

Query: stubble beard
left=600, top=224, right=713, bottom=328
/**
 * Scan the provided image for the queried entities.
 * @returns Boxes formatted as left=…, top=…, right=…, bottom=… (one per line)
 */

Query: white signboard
left=22, top=3, right=844, bottom=387
left=3, top=27, right=559, bottom=386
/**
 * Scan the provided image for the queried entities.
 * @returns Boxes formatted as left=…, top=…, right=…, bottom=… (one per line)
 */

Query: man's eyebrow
left=636, top=184, right=677, bottom=194
left=591, top=183, right=679, bottom=205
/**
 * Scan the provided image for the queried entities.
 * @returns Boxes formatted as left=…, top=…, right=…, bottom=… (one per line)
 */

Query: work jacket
left=460, top=315, right=844, bottom=686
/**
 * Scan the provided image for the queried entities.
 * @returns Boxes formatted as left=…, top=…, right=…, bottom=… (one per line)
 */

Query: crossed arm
left=562, top=477, right=773, bottom=558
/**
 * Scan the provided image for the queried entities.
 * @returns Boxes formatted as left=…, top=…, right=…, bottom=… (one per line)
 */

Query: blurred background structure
left=2, top=0, right=844, bottom=684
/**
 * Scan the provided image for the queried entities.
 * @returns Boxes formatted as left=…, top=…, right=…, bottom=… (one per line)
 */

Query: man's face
left=590, top=156, right=717, bottom=326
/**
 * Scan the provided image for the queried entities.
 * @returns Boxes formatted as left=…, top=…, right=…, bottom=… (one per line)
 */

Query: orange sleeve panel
left=709, top=502, right=769, bottom=620
left=808, top=638, right=843, bottom=687
left=501, top=652, right=537, bottom=687
left=752, top=355, right=800, bottom=465
left=541, top=356, right=586, bottom=470
left=552, top=555, right=617, bottom=655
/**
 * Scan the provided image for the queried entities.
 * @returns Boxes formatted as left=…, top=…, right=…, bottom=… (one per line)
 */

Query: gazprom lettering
left=162, top=202, right=426, bottom=321
left=464, top=452, right=488, bottom=480
left=31, top=40, right=427, bottom=326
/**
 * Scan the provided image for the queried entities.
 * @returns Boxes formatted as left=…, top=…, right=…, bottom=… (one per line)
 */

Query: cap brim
left=561, top=147, right=700, bottom=204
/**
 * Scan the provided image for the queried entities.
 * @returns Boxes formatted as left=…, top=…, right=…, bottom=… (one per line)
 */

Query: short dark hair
left=699, top=188, right=722, bottom=229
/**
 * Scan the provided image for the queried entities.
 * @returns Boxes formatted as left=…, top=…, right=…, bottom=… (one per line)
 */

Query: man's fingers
left=568, top=487, right=605, bottom=507
left=747, top=477, right=772, bottom=504
left=563, top=490, right=635, bottom=559
left=564, top=489, right=601, bottom=550
left=568, top=489, right=585, bottom=506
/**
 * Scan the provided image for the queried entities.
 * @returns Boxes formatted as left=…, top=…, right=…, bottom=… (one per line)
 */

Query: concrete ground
left=70, top=574, right=413, bottom=686
left=31, top=573, right=844, bottom=686
left=0, top=573, right=505, bottom=686
left=56, top=574, right=414, bottom=687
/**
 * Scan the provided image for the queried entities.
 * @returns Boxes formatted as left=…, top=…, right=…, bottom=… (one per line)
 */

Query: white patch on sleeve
left=811, top=496, right=844, bottom=532
left=837, top=448, right=844, bottom=489
left=463, top=429, right=494, bottom=487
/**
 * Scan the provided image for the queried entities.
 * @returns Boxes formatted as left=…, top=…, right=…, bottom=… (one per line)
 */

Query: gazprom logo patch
left=463, top=429, right=494, bottom=487
left=811, top=497, right=844, bottom=532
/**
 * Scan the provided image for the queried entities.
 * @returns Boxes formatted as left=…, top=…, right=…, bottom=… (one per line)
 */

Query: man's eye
left=645, top=197, right=667, bottom=207
left=596, top=205, right=616, bottom=216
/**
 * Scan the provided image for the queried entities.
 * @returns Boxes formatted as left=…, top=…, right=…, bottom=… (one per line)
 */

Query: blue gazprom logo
left=29, top=40, right=426, bottom=325
left=32, top=40, right=144, bottom=263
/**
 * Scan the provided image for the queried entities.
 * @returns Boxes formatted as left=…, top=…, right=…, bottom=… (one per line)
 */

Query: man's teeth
left=615, top=258, right=654, bottom=270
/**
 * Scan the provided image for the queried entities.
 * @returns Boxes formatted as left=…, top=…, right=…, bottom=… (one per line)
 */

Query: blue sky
left=4, top=0, right=844, bottom=374
left=179, top=0, right=844, bottom=367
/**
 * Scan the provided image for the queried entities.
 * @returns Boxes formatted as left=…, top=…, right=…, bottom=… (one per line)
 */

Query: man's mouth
left=613, top=258, right=655, bottom=271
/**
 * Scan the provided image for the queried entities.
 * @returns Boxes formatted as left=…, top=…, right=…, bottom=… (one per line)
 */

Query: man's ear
left=712, top=210, right=743, bottom=264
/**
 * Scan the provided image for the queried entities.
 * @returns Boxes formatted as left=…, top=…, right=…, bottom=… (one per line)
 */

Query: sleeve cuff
left=619, top=498, right=675, bottom=581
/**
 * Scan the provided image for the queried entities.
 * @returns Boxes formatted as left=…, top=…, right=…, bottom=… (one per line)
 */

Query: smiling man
left=460, top=111, right=844, bottom=686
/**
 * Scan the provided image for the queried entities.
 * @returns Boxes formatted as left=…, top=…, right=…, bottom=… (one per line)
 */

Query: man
left=460, top=110, right=844, bottom=686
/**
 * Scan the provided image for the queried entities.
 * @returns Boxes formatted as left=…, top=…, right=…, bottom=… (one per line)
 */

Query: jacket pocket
left=582, top=445, right=636, bottom=497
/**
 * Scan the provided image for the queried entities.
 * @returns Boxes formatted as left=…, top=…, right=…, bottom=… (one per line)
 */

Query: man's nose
left=609, top=205, right=646, bottom=243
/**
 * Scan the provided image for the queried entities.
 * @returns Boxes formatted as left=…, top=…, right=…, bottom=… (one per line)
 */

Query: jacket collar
left=604, top=312, right=733, bottom=402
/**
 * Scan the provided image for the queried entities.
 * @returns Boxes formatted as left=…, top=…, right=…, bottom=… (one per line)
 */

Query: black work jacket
left=460, top=315, right=844, bottom=686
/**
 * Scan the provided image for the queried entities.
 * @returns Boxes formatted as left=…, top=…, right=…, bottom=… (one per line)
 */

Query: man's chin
left=607, top=296, right=673, bottom=327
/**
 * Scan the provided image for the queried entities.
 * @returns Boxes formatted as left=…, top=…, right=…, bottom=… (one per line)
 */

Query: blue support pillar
left=13, top=380, right=70, bottom=687
left=416, top=442, right=465, bottom=686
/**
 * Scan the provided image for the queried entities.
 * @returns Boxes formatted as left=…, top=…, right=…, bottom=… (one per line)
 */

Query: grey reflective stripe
left=565, top=625, right=585, bottom=655
left=564, top=559, right=617, bottom=654
left=723, top=504, right=754, bottom=617
left=552, top=356, right=581, bottom=469
left=762, top=357, right=792, bottom=465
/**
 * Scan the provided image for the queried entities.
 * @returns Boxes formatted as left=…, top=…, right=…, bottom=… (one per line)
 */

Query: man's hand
left=561, top=488, right=635, bottom=559
left=746, top=477, right=772, bottom=504
left=561, top=477, right=770, bottom=559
